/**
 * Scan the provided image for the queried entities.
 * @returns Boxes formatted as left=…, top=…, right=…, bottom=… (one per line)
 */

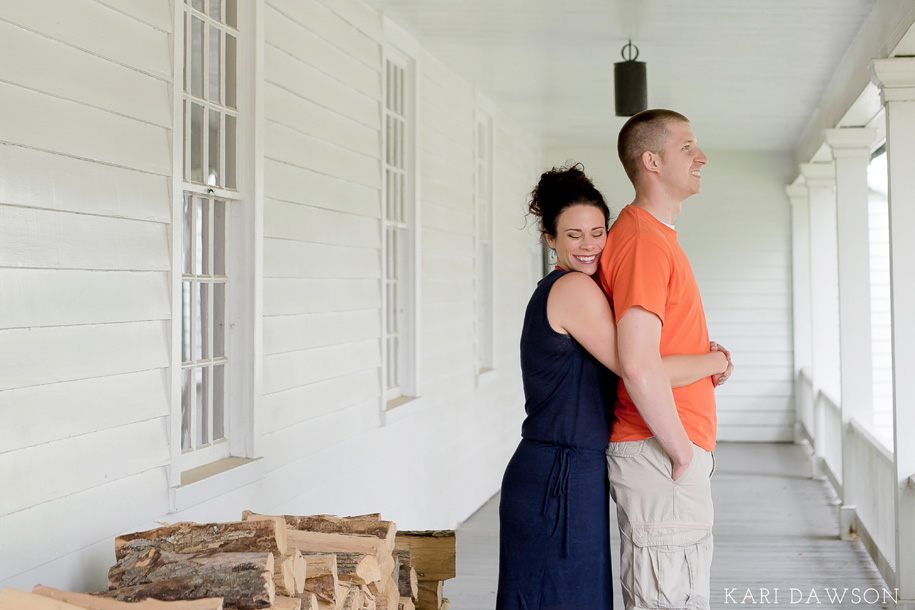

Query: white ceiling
left=364, top=0, right=878, bottom=152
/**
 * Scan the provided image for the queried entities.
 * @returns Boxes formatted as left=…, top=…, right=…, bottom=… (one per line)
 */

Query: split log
left=273, top=554, right=297, bottom=597
left=393, top=532, right=455, bottom=581
left=413, top=582, right=441, bottom=610
left=307, top=553, right=379, bottom=587
left=270, top=597, right=301, bottom=610
left=397, top=599, right=414, bottom=610
left=302, top=554, right=338, bottom=604
left=1, top=588, right=85, bottom=610
left=392, top=551, right=417, bottom=601
left=116, top=520, right=287, bottom=560
left=439, top=600, right=449, bottom=610
left=31, top=587, right=224, bottom=610
left=285, top=531, right=392, bottom=580
left=105, top=548, right=274, bottom=610
left=298, top=594, right=318, bottom=610
left=243, top=513, right=395, bottom=552
left=336, top=585, right=361, bottom=610
left=287, top=550, right=307, bottom=595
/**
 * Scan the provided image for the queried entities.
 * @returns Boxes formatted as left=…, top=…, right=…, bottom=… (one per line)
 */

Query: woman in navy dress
left=496, top=165, right=728, bottom=610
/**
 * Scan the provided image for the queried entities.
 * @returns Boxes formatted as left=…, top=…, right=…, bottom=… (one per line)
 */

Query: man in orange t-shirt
left=598, top=109, right=733, bottom=610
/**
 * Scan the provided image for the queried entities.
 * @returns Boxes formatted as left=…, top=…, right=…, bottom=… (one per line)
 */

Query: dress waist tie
left=541, top=446, right=574, bottom=558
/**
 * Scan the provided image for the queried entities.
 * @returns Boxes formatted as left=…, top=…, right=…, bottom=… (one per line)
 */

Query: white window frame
left=169, top=0, right=262, bottom=498
left=474, top=94, right=496, bottom=378
left=381, top=21, right=421, bottom=410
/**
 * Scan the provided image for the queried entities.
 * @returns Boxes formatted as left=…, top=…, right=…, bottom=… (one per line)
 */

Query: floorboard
left=444, top=442, right=892, bottom=609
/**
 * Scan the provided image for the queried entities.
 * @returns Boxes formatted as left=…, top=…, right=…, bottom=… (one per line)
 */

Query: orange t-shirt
left=598, top=204, right=717, bottom=451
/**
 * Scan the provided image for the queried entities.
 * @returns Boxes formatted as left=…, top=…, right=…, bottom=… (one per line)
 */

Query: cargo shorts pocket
left=630, top=524, right=712, bottom=610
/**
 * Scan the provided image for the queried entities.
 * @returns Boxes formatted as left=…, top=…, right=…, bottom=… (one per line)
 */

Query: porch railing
left=794, top=368, right=899, bottom=589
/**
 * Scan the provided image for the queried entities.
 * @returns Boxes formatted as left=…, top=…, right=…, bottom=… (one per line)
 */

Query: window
left=179, top=0, right=238, bottom=470
left=474, top=110, right=494, bottom=375
left=382, top=46, right=418, bottom=407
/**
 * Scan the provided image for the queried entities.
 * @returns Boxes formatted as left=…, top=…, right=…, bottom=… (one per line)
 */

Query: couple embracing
left=496, top=109, right=734, bottom=610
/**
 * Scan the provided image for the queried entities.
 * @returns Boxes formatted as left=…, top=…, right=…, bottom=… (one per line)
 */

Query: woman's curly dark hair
left=527, top=162, right=610, bottom=243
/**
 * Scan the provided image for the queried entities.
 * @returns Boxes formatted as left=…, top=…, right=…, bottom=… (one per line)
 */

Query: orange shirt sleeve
left=610, top=239, right=671, bottom=326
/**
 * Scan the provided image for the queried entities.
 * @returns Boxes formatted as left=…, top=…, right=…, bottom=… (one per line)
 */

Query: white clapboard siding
left=423, top=202, right=474, bottom=234
left=264, top=45, right=379, bottom=129
left=0, top=83, right=170, bottom=174
left=265, top=83, right=380, bottom=158
left=0, top=21, right=170, bottom=127
left=422, top=151, right=475, bottom=194
left=1, top=0, right=171, bottom=78
left=421, top=254, right=474, bottom=278
left=0, top=146, right=170, bottom=222
left=265, top=122, right=381, bottom=189
left=869, top=193, right=893, bottom=442
left=422, top=126, right=474, bottom=169
left=264, top=199, right=380, bottom=248
left=270, top=0, right=380, bottom=69
left=263, top=239, right=380, bottom=278
left=263, top=277, right=380, bottom=315
left=94, top=0, right=173, bottom=32
left=0, top=321, right=169, bottom=391
left=422, top=178, right=475, bottom=211
left=0, top=269, right=169, bottom=329
left=263, top=339, right=380, bottom=395
left=315, top=0, right=381, bottom=43
left=0, top=207, right=169, bottom=271
left=264, top=310, right=380, bottom=355
left=261, top=399, right=379, bottom=466
left=264, top=158, right=380, bottom=216
left=261, top=368, right=379, bottom=434
left=422, top=227, right=473, bottom=257
left=265, top=3, right=380, bottom=97
left=0, top=369, right=168, bottom=454
left=0, top=467, right=170, bottom=584
left=0, top=417, right=169, bottom=515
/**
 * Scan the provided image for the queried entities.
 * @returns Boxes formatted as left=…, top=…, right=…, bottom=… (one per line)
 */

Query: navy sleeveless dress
left=496, top=269, right=618, bottom=610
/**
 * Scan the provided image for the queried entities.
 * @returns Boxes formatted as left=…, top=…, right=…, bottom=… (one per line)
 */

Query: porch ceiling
left=364, top=0, right=877, bottom=152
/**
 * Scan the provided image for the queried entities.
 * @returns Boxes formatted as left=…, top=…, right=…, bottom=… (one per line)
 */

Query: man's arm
left=617, top=305, right=694, bottom=480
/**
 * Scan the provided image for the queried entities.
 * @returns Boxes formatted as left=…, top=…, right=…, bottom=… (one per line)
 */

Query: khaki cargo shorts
left=606, top=437, right=715, bottom=610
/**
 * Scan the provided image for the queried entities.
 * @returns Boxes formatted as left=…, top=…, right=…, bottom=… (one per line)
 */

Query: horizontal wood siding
left=0, top=0, right=173, bottom=589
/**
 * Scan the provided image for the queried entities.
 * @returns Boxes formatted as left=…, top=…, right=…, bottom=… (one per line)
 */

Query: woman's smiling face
left=546, top=203, right=607, bottom=276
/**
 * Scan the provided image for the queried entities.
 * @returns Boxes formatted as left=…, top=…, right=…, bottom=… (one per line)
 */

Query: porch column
left=786, top=184, right=813, bottom=445
left=799, top=162, right=841, bottom=400
left=873, top=57, right=915, bottom=603
left=825, top=127, right=878, bottom=540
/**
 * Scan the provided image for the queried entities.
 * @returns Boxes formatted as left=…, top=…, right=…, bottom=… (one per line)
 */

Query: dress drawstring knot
left=541, top=446, right=573, bottom=558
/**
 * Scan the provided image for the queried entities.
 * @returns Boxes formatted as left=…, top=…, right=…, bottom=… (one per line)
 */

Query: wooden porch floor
left=444, top=442, right=892, bottom=609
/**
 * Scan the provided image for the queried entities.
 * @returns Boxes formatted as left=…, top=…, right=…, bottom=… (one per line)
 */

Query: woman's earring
left=548, top=248, right=557, bottom=264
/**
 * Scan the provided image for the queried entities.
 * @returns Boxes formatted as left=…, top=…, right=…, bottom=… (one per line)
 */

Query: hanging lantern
left=614, top=41, right=647, bottom=117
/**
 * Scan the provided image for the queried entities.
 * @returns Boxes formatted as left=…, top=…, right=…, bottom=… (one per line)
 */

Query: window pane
left=225, top=114, right=237, bottom=189
left=191, top=0, right=204, bottom=11
left=213, top=364, right=225, bottom=440
left=209, top=0, right=221, bottom=21
left=181, top=281, right=192, bottom=362
left=225, top=34, right=237, bottom=109
left=192, top=282, right=202, bottom=361
left=200, top=366, right=210, bottom=444
left=199, top=282, right=209, bottom=359
left=182, top=194, right=192, bottom=274
left=181, top=368, right=192, bottom=450
left=208, top=109, right=220, bottom=186
left=196, top=198, right=209, bottom=275
left=214, top=200, right=226, bottom=275
left=190, top=103, right=204, bottom=183
left=193, top=367, right=204, bottom=447
left=214, top=282, right=226, bottom=358
left=190, top=16, right=204, bottom=98
left=208, top=26, right=221, bottom=103
left=226, top=0, right=237, bottom=28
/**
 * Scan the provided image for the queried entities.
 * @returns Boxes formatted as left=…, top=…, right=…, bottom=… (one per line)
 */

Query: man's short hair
left=617, top=109, right=690, bottom=183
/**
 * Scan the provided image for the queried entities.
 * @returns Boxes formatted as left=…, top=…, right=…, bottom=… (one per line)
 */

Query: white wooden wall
left=869, top=191, right=893, bottom=445
left=543, top=146, right=796, bottom=442
left=0, top=0, right=537, bottom=594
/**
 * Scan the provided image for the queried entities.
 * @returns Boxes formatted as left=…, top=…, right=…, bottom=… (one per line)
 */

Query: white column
left=873, top=57, right=915, bottom=603
left=825, top=127, right=878, bottom=539
left=799, top=163, right=841, bottom=400
left=787, top=184, right=812, bottom=377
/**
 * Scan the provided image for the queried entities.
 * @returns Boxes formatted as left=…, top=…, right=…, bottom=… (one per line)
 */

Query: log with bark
left=104, top=548, right=274, bottom=610
left=302, top=553, right=379, bottom=587
left=391, top=551, right=417, bottom=601
left=31, top=586, right=224, bottom=610
left=396, top=599, right=414, bottom=610
left=115, top=520, right=287, bottom=561
left=301, top=554, right=337, bottom=604
left=242, top=513, right=395, bottom=552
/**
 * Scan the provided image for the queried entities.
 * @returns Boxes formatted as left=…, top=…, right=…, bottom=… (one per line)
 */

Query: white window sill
left=476, top=367, right=499, bottom=386
left=381, top=395, right=424, bottom=426
left=169, top=456, right=265, bottom=513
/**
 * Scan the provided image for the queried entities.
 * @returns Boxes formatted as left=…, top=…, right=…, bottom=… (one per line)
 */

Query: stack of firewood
left=84, top=512, right=455, bottom=610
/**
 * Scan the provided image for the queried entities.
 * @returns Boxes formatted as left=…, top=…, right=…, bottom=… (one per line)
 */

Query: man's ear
left=641, top=150, right=661, bottom=174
